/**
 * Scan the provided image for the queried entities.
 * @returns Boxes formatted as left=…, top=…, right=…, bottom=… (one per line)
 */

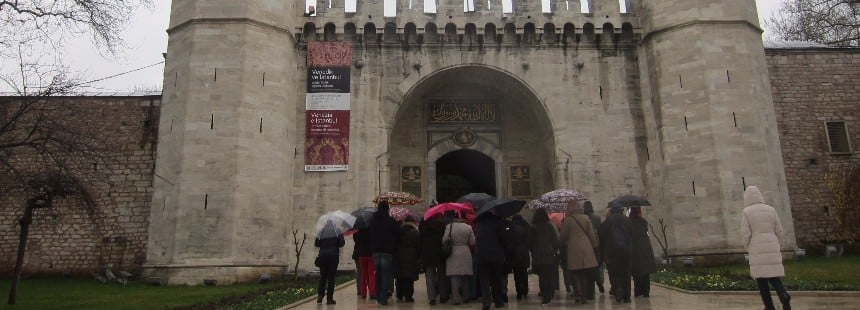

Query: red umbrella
left=423, top=202, right=474, bottom=220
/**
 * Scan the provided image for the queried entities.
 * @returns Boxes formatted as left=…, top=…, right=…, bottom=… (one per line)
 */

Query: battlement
left=298, top=0, right=639, bottom=47
left=298, top=21, right=638, bottom=48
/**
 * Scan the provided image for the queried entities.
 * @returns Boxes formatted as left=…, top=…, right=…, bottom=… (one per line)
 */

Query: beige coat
left=559, top=203, right=598, bottom=271
left=741, top=186, right=785, bottom=279
left=444, top=220, right=476, bottom=276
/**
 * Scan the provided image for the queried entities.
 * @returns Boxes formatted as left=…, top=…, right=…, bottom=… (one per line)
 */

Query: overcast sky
left=67, top=0, right=784, bottom=92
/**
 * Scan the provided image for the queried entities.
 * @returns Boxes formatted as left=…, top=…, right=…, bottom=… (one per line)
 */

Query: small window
left=826, top=121, right=853, bottom=154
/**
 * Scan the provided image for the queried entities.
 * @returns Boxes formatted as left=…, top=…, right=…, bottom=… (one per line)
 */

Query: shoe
left=616, top=297, right=623, bottom=303
left=397, top=296, right=403, bottom=301
left=429, top=299, right=437, bottom=305
left=378, top=300, right=389, bottom=306
left=326, top=299, right=336, bottom=305
left=541, top=301, right=551, bottom=306
left=495, top=303, right=505, bottom=308
left=316, top=296, right=323, bottom=304
left=598, top=285, right=605, bottom=293
left=406, top=297, right=415, bottom=303
left=622, top=298, right=631, bottom=303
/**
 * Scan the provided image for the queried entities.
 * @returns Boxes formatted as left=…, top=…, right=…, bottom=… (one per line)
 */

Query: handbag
left=440, top=222, right=454, bottom=259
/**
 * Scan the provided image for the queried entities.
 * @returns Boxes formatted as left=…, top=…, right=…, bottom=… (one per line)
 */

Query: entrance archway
left=387, top=64, right=557, bottom=205
left=435, top=149, right=496, bottom=202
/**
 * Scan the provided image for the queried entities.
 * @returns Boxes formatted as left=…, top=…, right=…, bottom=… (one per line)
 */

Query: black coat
left=631, top=217, right=657, bottom=275
left=599, top=212, right=633, bottom=259
left=419, top=217, right=448, bottom=266
left=394, top=223, right=421, bottom=280
left=474, top=213, right=506, bottom=264
left=528, top=221, right=559, bottom=266
left=504, top=217, right=531, bottom=270
left=352, top=229, right=372, bottom=258
left=316, top=236, right=345, bottom=259
left=370, top=212, right=400, bottom=254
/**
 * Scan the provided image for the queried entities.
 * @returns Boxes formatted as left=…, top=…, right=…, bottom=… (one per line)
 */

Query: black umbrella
left=476, top=198, right=526, bottom=219
left=351, top=206, right=376, bottom=229
left=607, top=194, right=652, bottom=209
left=457, top=193, right=496, bottom=211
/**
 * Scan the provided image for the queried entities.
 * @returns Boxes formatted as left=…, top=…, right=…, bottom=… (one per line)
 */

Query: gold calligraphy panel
left=509, top=165, right=531, bottom=198
left=400, top=165, right=422, bottom=199
left=428, top=98, right=498, bottom=124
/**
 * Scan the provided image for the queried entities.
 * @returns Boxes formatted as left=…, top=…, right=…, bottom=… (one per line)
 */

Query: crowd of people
left=314, top=198, right=658, bottom=308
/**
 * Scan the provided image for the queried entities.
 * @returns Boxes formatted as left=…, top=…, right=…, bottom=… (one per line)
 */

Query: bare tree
left=1, top=0, right=150, bottom=305
left=767, top=0, right=860, bottom=47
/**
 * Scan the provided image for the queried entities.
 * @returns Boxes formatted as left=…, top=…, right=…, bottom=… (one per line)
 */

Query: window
left=826, top=121, right=853, bottom=154
left=305, top=0, right=316, bottom=16
left=345, top=0, right=356, bottom=13
left=502, top=0, right=513, bottom=13
left=619, top=0, right=628, bottom=13
left=581, top=0, right=590, bottom=13
left=542, top=0, right=552, bottom=13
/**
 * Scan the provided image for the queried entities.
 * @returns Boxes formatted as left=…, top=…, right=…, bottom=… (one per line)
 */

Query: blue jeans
left=373, top=252, right=393, bottom=302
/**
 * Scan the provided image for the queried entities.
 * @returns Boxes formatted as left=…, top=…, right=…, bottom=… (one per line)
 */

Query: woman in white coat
left=741, top=186, right=791, bottom=310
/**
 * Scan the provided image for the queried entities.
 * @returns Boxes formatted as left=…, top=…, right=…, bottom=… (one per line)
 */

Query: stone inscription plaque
left=400, top=166, right=422, bottom=199
left=509, top=165, right=531, bottom=198
left=428, top=98, right=498, bottom=124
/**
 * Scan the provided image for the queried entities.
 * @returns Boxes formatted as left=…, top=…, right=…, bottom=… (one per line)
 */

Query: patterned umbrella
left=539, top=189, right=587, bottom=204
left=424, top=202, right=474, bottom=220
left=314, top=210, right=356, bottom=239
left=389, top=207, right=415, bottom=221
left=526, top=199, right=568, bottom=213
left=373, top=191, right=421, bottom=206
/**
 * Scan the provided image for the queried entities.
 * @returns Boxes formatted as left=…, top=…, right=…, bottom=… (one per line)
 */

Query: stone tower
left=637, top=0, right=796, bottom=256
left=145, top=1, right=298, bottom=284
left=146, top=0, right=798, bottom=284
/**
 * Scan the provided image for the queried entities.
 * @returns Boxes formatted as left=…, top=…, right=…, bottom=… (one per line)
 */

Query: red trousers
left=359, top=256, right=376, bottom=297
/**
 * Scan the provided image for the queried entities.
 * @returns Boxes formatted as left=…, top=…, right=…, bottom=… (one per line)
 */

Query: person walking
left=474, top=211, right=508, bottom=310
left=420, top=215, right=450, bottom=305
left=528, top=208, right=560, bottom=306
left=370, top=200, right=400, bottom=305
left=629, top=206, right=656, bottom=297
left=742, top=186, right=791, bottom=310
left=314, top=233, right=345, bottom=304
left=394, top=217, right=421, bottom=303
left=444, top=212, right=476, bottom=306
left=600, top=205, right=633, bottom=303
left=584, top=201, right=605, bottom=297
left=558, top=200, right=599, bottom=304
left=353, top=228, right=375, bottom=300
left=507, top=214, right=531, bottom=300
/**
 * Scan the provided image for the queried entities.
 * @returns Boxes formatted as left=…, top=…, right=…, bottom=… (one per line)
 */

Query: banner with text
left=306, top=42, right=351, bottom=171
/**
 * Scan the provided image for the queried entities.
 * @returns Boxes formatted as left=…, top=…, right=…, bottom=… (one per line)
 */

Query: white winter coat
left=741, top=186, right=785, bottom=279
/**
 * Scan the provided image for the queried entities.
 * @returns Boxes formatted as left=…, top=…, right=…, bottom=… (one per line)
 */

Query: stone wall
left=767, top=48, right=860, bottom=251
left=0, top=95, right=160, bottom=275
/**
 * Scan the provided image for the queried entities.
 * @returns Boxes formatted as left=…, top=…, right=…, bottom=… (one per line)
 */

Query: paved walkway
left=291, top=273, right=857, bottom=309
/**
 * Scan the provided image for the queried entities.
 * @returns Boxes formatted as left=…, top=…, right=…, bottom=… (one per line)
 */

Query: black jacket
left=316, top=236, right=345, bottom=259
left=504, top=217, right=531, bottom=270
left=353, top=229, right=372, bottom=258
left=631, top=217, right=657, bottom=275
left=419, top=216, right=449, bottom=266
left=599, top=212, right=633, bottom=258
left=370, top=211, right=401, bottom=254
left=394, top=223, right=421, bottom=280
left=474, top=213, right=506, bottom=264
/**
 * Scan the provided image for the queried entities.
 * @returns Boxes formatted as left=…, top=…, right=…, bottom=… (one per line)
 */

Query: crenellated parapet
left=298, top=0, right=640, bottom=48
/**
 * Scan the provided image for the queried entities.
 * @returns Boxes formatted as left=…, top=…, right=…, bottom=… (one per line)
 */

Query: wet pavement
left=288, top=272, right=858, bottom=309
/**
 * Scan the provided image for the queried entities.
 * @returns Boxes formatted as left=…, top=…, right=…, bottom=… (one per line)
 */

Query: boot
left=779, top=293, right=791, bottom=310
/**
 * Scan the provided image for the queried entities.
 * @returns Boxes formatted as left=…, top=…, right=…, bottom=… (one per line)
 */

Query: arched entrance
left=435, top=149, right=496, bottom=202
left=388, top=65, right=557, bottom=205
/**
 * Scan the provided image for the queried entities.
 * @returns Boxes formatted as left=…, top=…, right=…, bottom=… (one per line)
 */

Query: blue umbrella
left=607, top=194, right=651, bottom=209
left=476, top=198, right=526, bottom=219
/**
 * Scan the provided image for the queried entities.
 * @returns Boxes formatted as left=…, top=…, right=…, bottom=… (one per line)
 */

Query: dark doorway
left=435, top=149, right=496, bottom=203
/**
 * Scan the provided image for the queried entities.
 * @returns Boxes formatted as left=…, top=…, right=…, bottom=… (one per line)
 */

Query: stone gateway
left=141, top=0, right=801, bottom=284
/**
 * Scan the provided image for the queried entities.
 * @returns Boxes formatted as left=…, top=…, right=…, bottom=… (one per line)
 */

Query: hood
left=567, top=200, right=584, bottom=215
left=744, top=186, right=765, bottom=207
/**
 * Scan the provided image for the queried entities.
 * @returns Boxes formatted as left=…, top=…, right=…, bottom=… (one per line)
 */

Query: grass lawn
left=0, top=276, right=302, bottom=310
left=654, top=255, right=860, bottom=291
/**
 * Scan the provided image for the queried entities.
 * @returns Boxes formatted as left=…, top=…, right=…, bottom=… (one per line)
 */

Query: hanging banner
left=306, top=42, right=351, bottom=171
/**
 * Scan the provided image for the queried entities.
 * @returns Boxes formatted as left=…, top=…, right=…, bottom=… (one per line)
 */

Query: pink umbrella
left=423, top=202, right=474, bottom=220
left=389, top=207, right=415, bottom=221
